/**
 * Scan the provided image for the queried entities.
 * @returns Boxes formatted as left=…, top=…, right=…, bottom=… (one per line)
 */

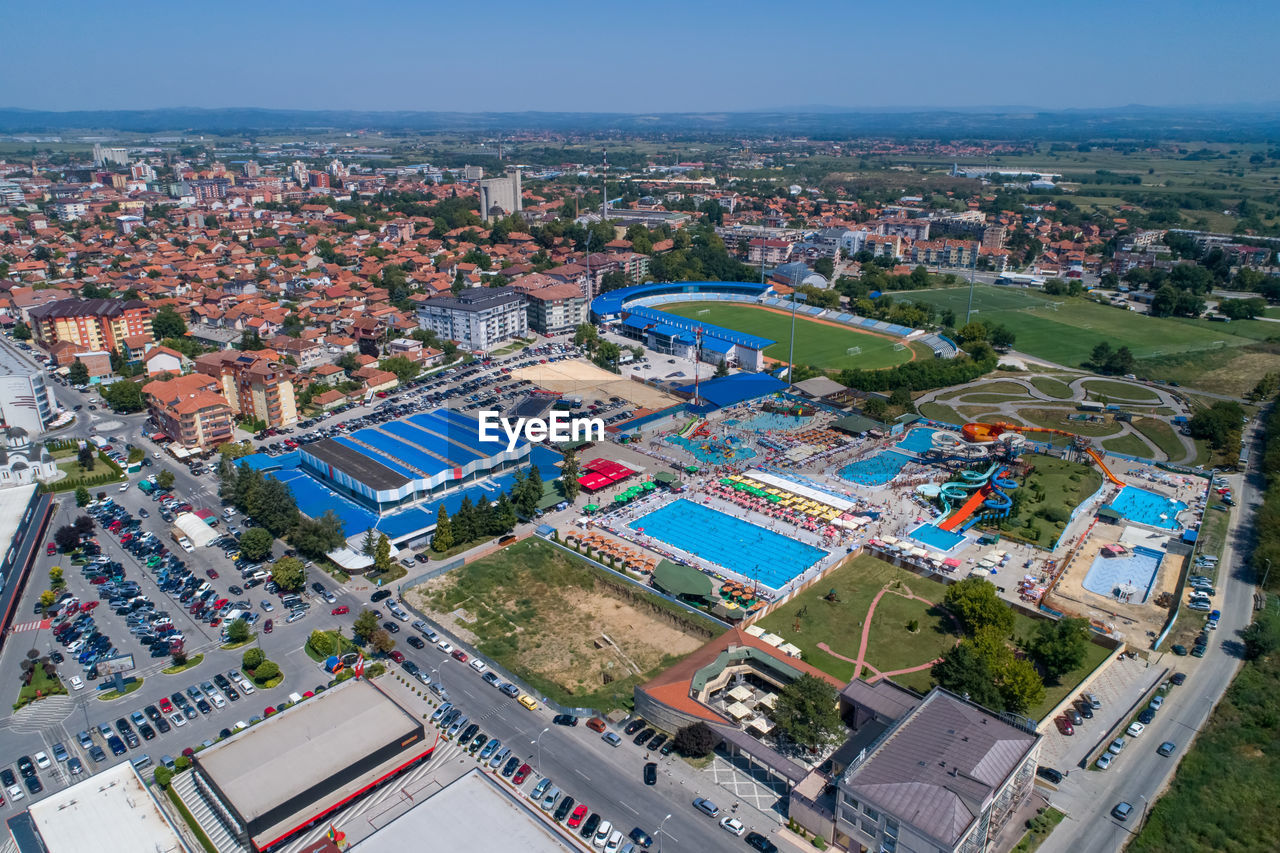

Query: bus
left=995, top=273, right=1046, bottom=288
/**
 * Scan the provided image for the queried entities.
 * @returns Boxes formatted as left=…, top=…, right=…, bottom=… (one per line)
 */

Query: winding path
left=816, top=582, right=961, bottom=685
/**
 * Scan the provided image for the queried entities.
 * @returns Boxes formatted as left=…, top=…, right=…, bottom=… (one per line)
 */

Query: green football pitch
left=660, top=301, right=916, bottom=370
left=896, top=285, right=1258, bottom=367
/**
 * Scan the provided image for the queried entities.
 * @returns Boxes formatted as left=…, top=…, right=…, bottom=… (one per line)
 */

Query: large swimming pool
left=837, top=428, right=938, bottom=487
left=1103, top=486, right=1187, bottom=530
left=629, top=499, right=827, bottom=590
left=664, top=434, right=757, bottom=466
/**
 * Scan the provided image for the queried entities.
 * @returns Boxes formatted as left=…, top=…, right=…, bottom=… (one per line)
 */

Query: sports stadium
left=591, top=281, right=958, bottom=372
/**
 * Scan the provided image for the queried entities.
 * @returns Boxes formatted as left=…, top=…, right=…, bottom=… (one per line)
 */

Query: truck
left=137, top=480, right=155, bottom=494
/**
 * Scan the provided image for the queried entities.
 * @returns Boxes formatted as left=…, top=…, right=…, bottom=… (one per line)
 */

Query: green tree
left=772, top=674, right=844, bottom=752
left=49, top=566, right=64, bottom=589
left=77, top=445, right=95, bottom=471
left=373, top=533, right=392, bottom=574
left=378, top=355, right=421, bottom=384
left=289, top=510, right=346, bottom=559
left=861, top=397, right=888, bottom=420
left=561, top=451, right=581, bottom=502
left=67, top=360, right=90, bottom=386
left=250, top=476, right=299, bottom=536
left=361, top=527, right=378, bottom=557
left=225, top=618, right=251, bottom=644
left=1027, top=617, right=1091, bottom=682
left=944, top=576, right=1015, bottom=636
left=353, top=609, right=380, bottom=642
left=250, top=660, right=280, bottom=683
left=218, top=441, right=253, bottom=460
left=930, top=643, right=1003, bottom=709
left=238, top=527, right=274, bottom=561
left=152, top=306, right=187, bottom=339
left=431, top=507, right=453, bottom=552
left=371, top=628, right=396, bottom=654
left=998, top=657, right=1046, bottom=714
left=101, top=379, right=145, bottom=412
left=673, top=722, right=720, bottom=757
left=1241, top=608, right=1280, bottom=660
left=714, top=360, right=730, bottom=378
left=38, top=590, right=56, bottom=612
left=74, top=485, right=91, bottom=507
left=239, top=329, right=265, bottom=351
left=573, top=323, right=599, bottom=351
left=242, top=647, right=265, bottom=670
left=217, top=456, right=240, bottom=503
left=156, top=469, right=176, bottom=490
left=492, top=492, right=517, bottom=532
left=12, top=321, right=30, bottom=341
left=989, top=325, right=1016, bottom=350
left=271, top=556, right=307, bottom=592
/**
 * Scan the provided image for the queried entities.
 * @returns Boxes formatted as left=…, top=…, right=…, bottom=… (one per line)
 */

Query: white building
left=0, top=427, right=58, bottom=487
left=416, top=287, right=528, bottom=352
left=0, top=341, right=58, bottom=434
left=477, top=168, right=522, bottom=221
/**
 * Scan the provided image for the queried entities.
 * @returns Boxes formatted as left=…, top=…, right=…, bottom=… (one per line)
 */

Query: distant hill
left=2, top=106, right=1280, bottom=140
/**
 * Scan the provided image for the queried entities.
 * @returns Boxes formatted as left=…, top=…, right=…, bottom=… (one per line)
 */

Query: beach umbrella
left=585, top=504, right=599, bottom=512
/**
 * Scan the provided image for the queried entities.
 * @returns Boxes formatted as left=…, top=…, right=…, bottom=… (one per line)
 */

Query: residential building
left=92, top=143, right=129, bottom=166
left=477, top=168, right=522, bottom=221
left=748, top=239, right=794, bottom=265
left=143, top=373, right=235, bottom=452
left=52, top=200, right=87, bottom=221
left=981, top=225, right=1006, bottom=250
left=27, top=298, right=153, bottom=353
left=416, top=287, right=528, bottom=352
left=386, top=338, right=444, bottom=367
left=522, top=282, right=588, bottom=335
left=832, top=689, right=1039, bottom=853
left=877, top=218, right=931, bottom=241
left=0, top=340, right=58, bottom=434
left=142, top=343, right=190, bottom=376
left=911, top=239, right=979, bottom=268
left=195, top=351, right=298, bottom=428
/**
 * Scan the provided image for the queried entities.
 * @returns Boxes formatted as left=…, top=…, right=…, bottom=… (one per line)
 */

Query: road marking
left=574, top=768, right=590, bottom=781
left=620, top=801, right=638, bottom=815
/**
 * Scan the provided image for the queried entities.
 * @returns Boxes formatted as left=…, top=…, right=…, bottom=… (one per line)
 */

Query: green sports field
left=895, top=286, right=1260, bottom=367
left=661, top=301, right=915, bottom=370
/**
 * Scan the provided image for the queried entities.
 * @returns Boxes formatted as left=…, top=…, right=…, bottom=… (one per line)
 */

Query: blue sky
left=6, top=0, right=1277, bottom=112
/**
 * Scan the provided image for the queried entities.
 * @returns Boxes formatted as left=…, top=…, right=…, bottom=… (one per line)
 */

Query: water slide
left=937, top=464, right=1019, bottom=532
left=1085, top=447, right=1125, bottom=486
left=939, top=487, right=990, bottom=532
left=677, top=417, right=700, bottom=438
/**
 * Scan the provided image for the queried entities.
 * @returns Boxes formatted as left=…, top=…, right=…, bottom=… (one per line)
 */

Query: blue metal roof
left=624, top=305, right=774, bottom=351
left=591, top=280, right=770, bottom=316
left=700, top=336, right=734, bottom=353
left=677, top=373, right=788, bottom=408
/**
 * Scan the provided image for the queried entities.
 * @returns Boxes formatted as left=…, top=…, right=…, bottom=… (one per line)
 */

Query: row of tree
left=217, top=458, right=347, bottom=559
left=431, top=468, right=542, bottom=553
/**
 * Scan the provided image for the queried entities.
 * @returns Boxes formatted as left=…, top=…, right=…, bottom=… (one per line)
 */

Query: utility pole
left=787, top=266, right=804, bottom=389
left=965, top=241, right=978, bottom=324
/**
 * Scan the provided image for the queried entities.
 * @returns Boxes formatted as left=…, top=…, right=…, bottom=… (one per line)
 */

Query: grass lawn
left=220, top=634, right=257, bottom=651
left=919, top=402, right=966, bottom=424
left=304, top=630, right=360, bottom=662
left=1030, top=376, right=1073, bottom=399
left=957, top=393, right=1028, bottom=404
left=1011, top=807, right=1066, bottom=853
left=97, top=678, right=144, bottom=701
left=1132, top=418, right=1187, bottom=462
left=1010, top=612, right=1112, bottom=719
left=896, top=286, right=1260, bottom=371
left=1018, top=407, right=1123, bottom=437
left=661, top=301, right=915, bottom=370
left=990, top=454, right=1103, bottom=548
left=1138, top=343, right=1280, bottom=398
left=161, top=654, right=204, bottom=675
left=16, top=664, right=66, bottom=708
left=1102, top=432, right=1154, bottom=458
left=1081, top=379, right=1160, bottom=402
left=407, top=539, right=712, bottom=711
left=755, top=554, right=958, bottom=689
left=941, top=381, right=1033, bottom=399
left=1196, top=500, right=1232, bottom=559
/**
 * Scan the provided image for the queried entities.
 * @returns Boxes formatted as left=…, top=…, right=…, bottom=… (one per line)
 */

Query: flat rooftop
left=22, top=762, right=190, bottom=853
left=196, top=679, right=422, bottom=826
left=351, top=769, right=573, bottom=853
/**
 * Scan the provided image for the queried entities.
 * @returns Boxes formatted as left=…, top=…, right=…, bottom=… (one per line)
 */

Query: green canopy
left=642, top=482, right=656, bottom=491
left=584, top=504, right=599, bottom=512
left=652, top=559, right=714, bottom=600
left=655, top=472, right=678, bottom=484
left=719, top=478, right=733, bottom=485
left=685, top=466, right=700, bottom=473
left=614, top=494, right=626, bottom=502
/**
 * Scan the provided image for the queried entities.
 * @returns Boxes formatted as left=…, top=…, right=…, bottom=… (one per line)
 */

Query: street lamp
left=531, top=726, right=550, bottom=771
left=656, top=813, right=672, bottom=853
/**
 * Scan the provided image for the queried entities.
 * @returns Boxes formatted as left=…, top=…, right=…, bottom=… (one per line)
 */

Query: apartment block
left=143, top=373, right=235, bottom=452
left=195, top=351, right=298, bottom=428
left=27, top=298, right=153, bottom=352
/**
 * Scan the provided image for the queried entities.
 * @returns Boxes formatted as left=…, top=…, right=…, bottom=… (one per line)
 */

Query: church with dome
left=0, top=427, right=58, bottom=487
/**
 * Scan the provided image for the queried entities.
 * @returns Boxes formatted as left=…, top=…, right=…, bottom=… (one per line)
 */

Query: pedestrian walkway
left=4, top=695, right=73, bottom=733
left=702, top=753, right=789, bottom=820
left=7, top=618, right=51, bottom=634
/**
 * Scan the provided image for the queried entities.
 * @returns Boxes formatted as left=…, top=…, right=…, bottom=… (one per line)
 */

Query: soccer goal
left=893, top=342, right=908, bottom=351
left=696, top=309, right=711, bottom=317
left=845, top=346, right=863, bottom=356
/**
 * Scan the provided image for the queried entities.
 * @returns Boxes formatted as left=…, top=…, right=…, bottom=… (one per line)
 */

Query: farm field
left=406, top=539, right=713, bottom=710
left=660, top=301, right=918, bottom=370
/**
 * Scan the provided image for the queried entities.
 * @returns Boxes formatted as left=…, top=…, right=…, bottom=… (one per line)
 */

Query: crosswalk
left=7, top=618, right=52, bottom=634
left=5, top=695, right=73, bottom=733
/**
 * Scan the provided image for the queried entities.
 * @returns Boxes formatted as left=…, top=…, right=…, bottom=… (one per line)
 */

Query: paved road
left=1038, top=421, right=1262, bottom=852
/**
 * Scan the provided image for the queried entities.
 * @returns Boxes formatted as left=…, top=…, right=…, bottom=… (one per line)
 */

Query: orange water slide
left=1085, top=447, right=1125, bottom=486
left=939, top=486, right=990, bottom=532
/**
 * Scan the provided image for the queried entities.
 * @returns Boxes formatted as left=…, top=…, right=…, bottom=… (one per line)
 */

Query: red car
left=206, top=568, right=219, bottom=579
left=331, top=606, right=349, bottom=615
left=46, top=543, right=56, bottom=555
left=90, top=576, right=107, bottom=585
left=389, top=651, right=406, bottom=663
left=567, top=803, right=589, bottom=828
left=376, top=391, right=388, bottom=398
left=159, top=697, right=174, bottom=714
left=264, top=619, right=273, bottom=633
left=264, top=706, right=276, bottom=716
left=1054, top=716, right=1075, bottom=736
left=81, top=601, right=98, bottom=612
left=513, top=763, right=532, bottom=785
left=451, top=649, right=469, bottom=663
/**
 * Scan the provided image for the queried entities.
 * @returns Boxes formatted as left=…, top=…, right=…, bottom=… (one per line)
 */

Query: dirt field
left=513, top=359, right=678, bottom=410
left=405, top=539, right=709, bottom=708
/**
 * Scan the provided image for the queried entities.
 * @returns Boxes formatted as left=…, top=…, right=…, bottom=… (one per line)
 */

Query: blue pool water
left=630, top=499, right=827, bottom=590
left=895, top=428, right=939, bottom=453
left=908, top=523, right=968, bottom=552
left=839, top=450, right=913, bottom=486
left=741, top=412, right=814, bottom=433
left=1082, top=546, right=1164, bottom=602
left=1103, top=486, right=1187, bottom=530
left=664, top=434, right=757, bottom=466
